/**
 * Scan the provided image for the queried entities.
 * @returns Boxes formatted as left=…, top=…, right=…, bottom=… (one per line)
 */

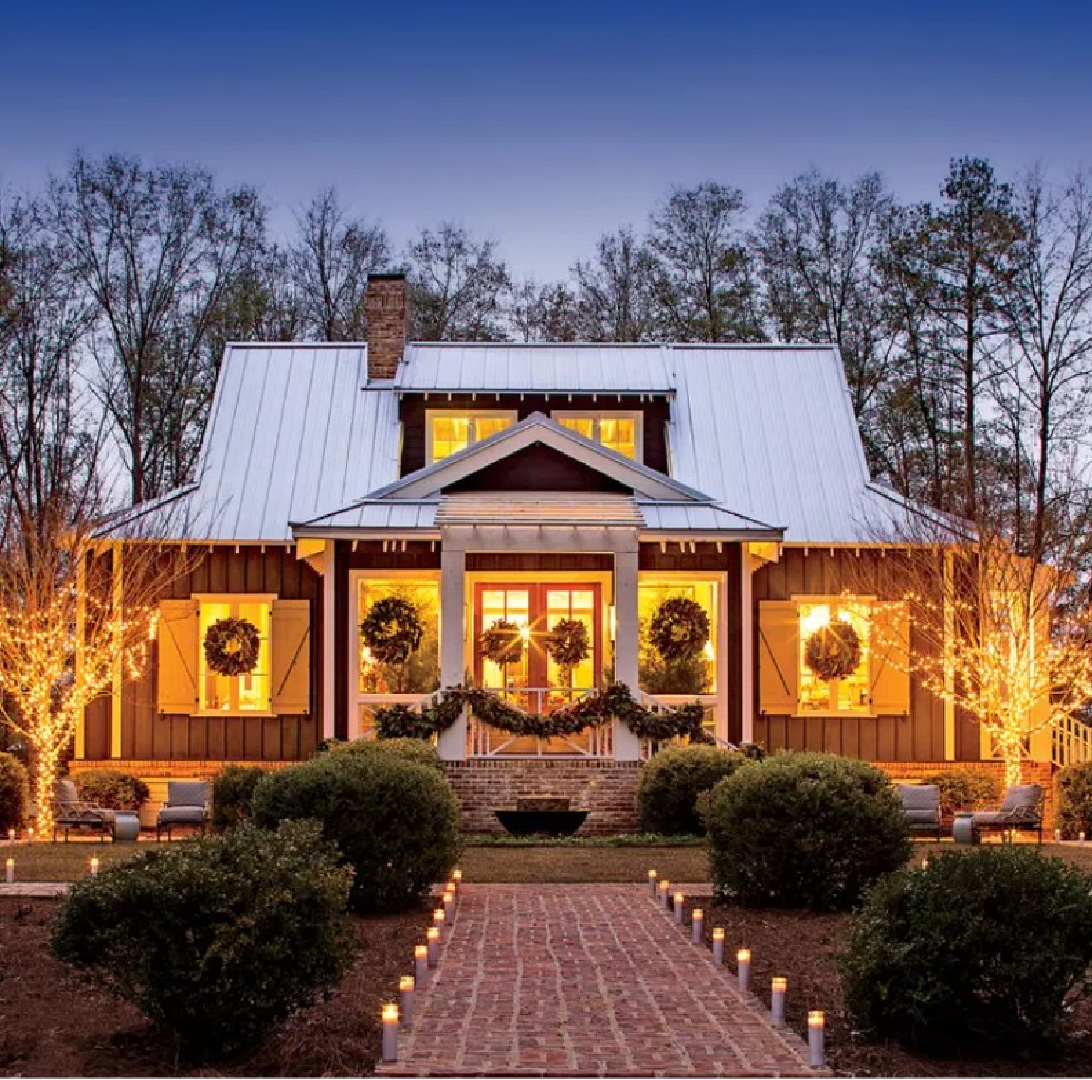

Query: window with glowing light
left=553, top=412, right=642, bottom=460
left=357, top=577, right=440, bottom=694
left=638, top=579, right=717, bottom=694
left=198, top=599, right=272, bottom=713
left=798, top=600, right=871, bottom=712
left=426, top=411, right=516, bottom=463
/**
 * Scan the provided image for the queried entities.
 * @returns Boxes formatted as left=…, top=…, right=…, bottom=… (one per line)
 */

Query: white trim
left=740, top=550, right=755, bottom=744
left=551, top=409, right=644, bottom=463
left=425, top=408, right=518, bottom=465
left=323, top=541, right=336, bottom=742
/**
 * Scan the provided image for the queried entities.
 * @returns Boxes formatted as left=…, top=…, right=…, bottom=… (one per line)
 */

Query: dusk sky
left=4, top=0, right=1090, bottom=278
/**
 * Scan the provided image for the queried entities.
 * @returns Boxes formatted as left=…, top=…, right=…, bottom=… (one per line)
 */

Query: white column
left=110, top=542, right=123, bottom=759
left=322, top=541, right=337, bottom=742
left=613, top=541, right=641, bottom=761
left=437, top=546, right=467, bottom=760
left=715, top=571, right=730, bottom=744
left=740, top=546, right=755, bottom=745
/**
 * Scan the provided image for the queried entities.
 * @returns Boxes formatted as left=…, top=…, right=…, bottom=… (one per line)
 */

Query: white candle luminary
left=771, top=977, right=787, bottom=1026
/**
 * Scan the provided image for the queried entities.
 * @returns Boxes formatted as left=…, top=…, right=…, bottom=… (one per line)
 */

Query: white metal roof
left=101, top=340, right=916, bottom=544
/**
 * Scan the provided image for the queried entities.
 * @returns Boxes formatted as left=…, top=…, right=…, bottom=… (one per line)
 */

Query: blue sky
left=3, top=0, right=1090, bottom=278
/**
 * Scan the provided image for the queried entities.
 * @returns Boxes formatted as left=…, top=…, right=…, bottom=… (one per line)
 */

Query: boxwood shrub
left=252, top=750, right=459, bottom=912
left=324, top=736, right=444, bottom=772
left=1057, top=761, right=1092, bottom=839
left=637, top=744, right=748, bottom=835
left=211, top=765, right=267, bottom=831
left=0, top=752, right=28, bottom=833
left=706, top=752, right=911, bottom=910
left=74, top=768, right=150, bottom=811
left=50, top=821, right=351, bottom=1060
left=841, top=847, right=1092, bottom=1051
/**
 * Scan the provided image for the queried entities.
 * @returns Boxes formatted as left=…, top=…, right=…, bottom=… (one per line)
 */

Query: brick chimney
left=364, top=272, right=408, bottom=381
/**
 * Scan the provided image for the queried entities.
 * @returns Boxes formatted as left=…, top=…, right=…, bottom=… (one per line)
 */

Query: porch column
left=437, top=546, right=467, bottom=760
left=322, top=541, right=337, bottom=742
left=739, top=546, right=755, bottom=745
left=613, top=541, right=641, bottom=761
left=715, top=569, right=730, bottom=744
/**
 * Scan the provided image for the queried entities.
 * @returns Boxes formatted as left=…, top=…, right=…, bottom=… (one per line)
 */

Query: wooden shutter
left=870, top=600, right=911, bottom=715
left=158, top=598, right=199, bottom=714
left=272, top=599, right=311, bottom=715
left=759, top=600, right=799, bottom=714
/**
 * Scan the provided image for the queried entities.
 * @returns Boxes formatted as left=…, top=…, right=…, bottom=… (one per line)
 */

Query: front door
left=472, top=582, right=602, bottom=753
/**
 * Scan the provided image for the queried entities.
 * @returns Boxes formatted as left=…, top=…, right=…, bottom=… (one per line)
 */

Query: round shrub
left=251, top=751, right=458, bottom=913
left=1057, top=761, right=1092, bottom=839
left=50, top=821, right=351, bottom=1060
left=74, top=769, right=150, bottom=811
left=841, top=848, right=1092, bottom=1051
left=0, top=752, right=28, bottom=833
left=706, top=752, right=911, bottom=911
left=922, top=767, right=1000, bottom=817
left=211, top=765, right=267, bottom=831
left=637, top=744, right=748, bottom=835
left=324, top=736, right=444, bottom=772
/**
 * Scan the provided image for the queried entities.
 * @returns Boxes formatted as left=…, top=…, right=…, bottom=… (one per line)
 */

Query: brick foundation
left=443, top=759, right=642, bottom=835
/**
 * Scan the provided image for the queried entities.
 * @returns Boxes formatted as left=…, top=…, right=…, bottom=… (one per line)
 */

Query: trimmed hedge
left=841, top=848, right=1092, bottom=1051
left=921, top=768, right=1000, bottom=817
left=211, top=765, right=267, bottom=831
left=1057, top=761, right=1092, bottom=839
left=0, top=753, right=28, bottom=833
left=324, top=736, right=444, bottom=772
left=252, top=750, right=459, bottom=913
left=706, top=752, right=911, bottom=911
left=74, top=769, right=150, bottom=811
left=50, top=821, right=351, bottom=1060
left=637, top=744, right=748, bottom=835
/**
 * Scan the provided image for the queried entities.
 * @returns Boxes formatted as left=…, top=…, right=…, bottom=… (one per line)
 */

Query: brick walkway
left=378, top=884, right=822, bottom=1077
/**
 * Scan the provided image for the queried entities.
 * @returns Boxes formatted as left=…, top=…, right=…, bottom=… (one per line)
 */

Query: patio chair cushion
left=157, top=805, right=208, bottom=825
left=972, top=784, right=1043, bottom=827
left=164, top=781, right=210, bottom=809
left=55, top=779, right=80, bottom=805
left=898, top=784, right=940, bottom=814
left=903, top=809, right=941, bottom=825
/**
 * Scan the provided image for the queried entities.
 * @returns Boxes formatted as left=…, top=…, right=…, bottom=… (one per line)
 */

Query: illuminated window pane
left=600, top=417, right=637, bottom=459
left=798, top=600, right=871, bottom=713
left=428, top=413, right=515, bottom=463
left=199, top=598, right=271, bottom=713
left=474, top=416, right=512, bottom=442
left=637, top=580, right=716, bottom=694
left=559, top=417, right=595, bottom=440
left=357, top=577, right=440, bottom=695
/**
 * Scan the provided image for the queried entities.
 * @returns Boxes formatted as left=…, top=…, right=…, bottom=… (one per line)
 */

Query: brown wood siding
left=399, top=394, right=671, bottom=476
left=466, top=553, right=614, bottom=573
left=752, top=546, right=964, bottom=762
left=87, top=545, right=323, bottom=763
left=448, top=445, right=632, bottom=493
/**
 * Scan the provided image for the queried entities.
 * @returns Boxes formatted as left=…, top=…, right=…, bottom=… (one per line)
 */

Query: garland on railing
left=373, top=682, right=710, bottom=742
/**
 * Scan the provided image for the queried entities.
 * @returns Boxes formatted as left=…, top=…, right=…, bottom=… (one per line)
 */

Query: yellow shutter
left=759, top=600, right=799, bottom=714
left=272, top=599, right=311, bottom=715
left=870, top=600, right=911, bottom=714
left=158, top=598, right=199, bottom=714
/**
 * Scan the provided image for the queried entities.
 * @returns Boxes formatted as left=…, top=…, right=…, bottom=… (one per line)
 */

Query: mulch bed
left=0, top=898, right=427, bottom=1077
left=691, top=897, right=1092, bottom=1077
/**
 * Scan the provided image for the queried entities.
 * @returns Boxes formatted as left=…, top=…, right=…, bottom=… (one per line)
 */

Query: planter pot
left=494, top=809, right=589, bottom=837
left=111, top=812, right=141, bottom=843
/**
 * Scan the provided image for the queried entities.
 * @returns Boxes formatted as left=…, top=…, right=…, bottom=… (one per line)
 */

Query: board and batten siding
left=82, top=546, right=322, bottom=762
left=751, top=546, right=979, bottom=762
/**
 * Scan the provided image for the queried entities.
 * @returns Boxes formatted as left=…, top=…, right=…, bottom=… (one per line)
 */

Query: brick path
left=377, top=884, right=823, bottom=1077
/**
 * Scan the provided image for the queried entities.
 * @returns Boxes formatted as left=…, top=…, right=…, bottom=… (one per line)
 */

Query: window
left=358, top=577, right=440, bottom=695
left=638, top=579, right=717, bottom=694
left=198, top=597, right=272, bottom=713
left=427, top=410, right=516, bottom=463
left=553, top=412, right=642, bottom=461
left=798, top=600, right=871, bottom=713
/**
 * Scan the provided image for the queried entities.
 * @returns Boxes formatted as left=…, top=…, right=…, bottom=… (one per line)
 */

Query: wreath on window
left=203, top=617, right=261, bottom=677
left=649, top=597, right=710, bottom=663
left=479, top=619, right=525, bottom=667
left=546, top=619, right=590, bottom=669
left=804, top=620, right=862, bottom=681
left=360, top=597, right=424, bottom=665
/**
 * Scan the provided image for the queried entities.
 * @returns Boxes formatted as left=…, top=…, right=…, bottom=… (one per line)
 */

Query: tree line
left=2, top=152, right=1091, bottom=577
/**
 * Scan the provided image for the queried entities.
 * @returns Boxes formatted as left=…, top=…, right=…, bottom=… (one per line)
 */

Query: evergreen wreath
left=804, top=620, right=863, bottom=681
left=546, top=618, right=590, bottom=669
left=203, top=617, right=261, bottom=677
left=479, top=619, right=525, bottom=667
left=360, top=596, right=424, bottom=665
left=649, top=597, right=711, bottom=663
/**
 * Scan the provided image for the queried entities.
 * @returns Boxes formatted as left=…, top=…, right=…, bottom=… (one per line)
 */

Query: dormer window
left=427, top=410, right=516, bottom=464
left=553, top=411, right=642, bottom=461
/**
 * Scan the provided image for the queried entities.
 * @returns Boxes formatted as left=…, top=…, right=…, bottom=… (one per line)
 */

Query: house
left=77, top=273, right=1062, bottom=831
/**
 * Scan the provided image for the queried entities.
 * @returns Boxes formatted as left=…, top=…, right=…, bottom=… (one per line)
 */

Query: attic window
left=553, top=411, right=642, bottom=461
left=426, top=410, right=516, bottom=464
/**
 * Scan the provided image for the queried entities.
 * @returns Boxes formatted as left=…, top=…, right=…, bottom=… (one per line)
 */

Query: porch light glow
left=800, top=604, right=831, bottom=636
left=609, top=604, right=617, bottom=641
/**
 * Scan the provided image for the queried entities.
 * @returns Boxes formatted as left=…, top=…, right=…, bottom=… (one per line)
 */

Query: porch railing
left=1052, top=714, right=1092, bottom=768
left=637, top=692, right=720, bottom=761
left=467, top=687, right=614, bottom=758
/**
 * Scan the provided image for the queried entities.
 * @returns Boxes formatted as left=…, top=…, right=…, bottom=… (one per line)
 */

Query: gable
left=445, top=443, right=631, bottom=494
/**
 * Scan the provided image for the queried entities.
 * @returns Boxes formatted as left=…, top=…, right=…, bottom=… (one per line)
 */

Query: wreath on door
left=479, top=619, right=525, bottom=667
left=360, top=597, right=424, bottom=665
left=649, top=597, right=710, bottom=663
left=804, top=620, right=862, bottom=681
left=546, top=618, right=590, bottom=669
left=203, top=617, right=261, bottom=677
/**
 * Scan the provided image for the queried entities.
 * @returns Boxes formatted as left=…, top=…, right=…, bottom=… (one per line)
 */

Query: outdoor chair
left=897, top=783, right=942, bottom=840
left=155, top=780, right=211, bottom=841
left=52, top=779, right=111, bottom=842
left=971, top=783, right=1043, bottom=844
